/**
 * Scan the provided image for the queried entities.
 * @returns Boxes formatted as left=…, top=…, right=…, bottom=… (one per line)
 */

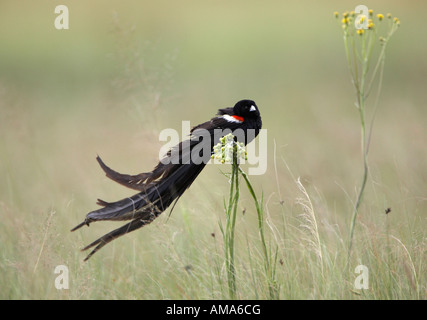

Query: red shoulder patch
left=232, top=115, right=244, bottom=122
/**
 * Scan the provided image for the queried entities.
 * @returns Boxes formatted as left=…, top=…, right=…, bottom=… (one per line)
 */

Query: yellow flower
left=393, top=17, right=401, bottom=26
left=357, top=29, right=364, bottom=35
left=368, top=22, right=375, bottom=29
left=377, top=14, right=384, bottom=21
left=334, top=11, right=339, bottom=18
left=387, top=13, right=392, bottom=19
left=368, top=9, right=373, bottom=16
left=341, top=17, right=349, bottom=24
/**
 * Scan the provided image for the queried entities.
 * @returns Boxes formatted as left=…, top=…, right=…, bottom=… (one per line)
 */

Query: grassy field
left=0, top=0, right=425, bottom=299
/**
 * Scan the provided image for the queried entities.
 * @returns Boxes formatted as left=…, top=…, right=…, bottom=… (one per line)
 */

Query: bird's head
left=233, top=99, right=260, bottom=119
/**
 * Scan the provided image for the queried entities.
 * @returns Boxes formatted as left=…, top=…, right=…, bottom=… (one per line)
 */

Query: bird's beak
left=250, top=105, right=256, bottom=112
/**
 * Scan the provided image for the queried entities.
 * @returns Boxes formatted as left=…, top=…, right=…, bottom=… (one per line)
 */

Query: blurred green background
left=0, top=0, right=425, bottom=299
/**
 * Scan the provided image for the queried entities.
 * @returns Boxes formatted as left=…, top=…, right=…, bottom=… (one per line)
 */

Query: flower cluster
left=335, top=9, right=400, bottom=37
left=212, top=133, right=247, bottom=164
left=333, top=8, right=400, bottom=97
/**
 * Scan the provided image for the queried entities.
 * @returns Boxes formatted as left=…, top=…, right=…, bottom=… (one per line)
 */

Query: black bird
left=72, top=99, right=262, bottom=261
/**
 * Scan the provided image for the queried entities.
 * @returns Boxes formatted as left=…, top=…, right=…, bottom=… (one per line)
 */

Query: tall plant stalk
left=335, top=9, right=400, bottom=259
left=239, top=167, right=279, bottom=299
left=223, top=148, right=239, bottom=299
left=214, top=133, right=278, bottom=299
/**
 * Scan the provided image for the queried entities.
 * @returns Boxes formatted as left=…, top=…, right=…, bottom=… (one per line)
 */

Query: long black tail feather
left=72, top=157, right=207, bottom=260
left=81, top=217, right=152, bottom=261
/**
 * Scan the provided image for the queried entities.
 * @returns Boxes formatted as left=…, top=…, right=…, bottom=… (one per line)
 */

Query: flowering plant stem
left=338, top=10, right=400, bottom=261
left=217, top=134, right=278, bottom=299
left=238, top=166, right=279, bottom=299
left=224, top=148, right=239, bottom=299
